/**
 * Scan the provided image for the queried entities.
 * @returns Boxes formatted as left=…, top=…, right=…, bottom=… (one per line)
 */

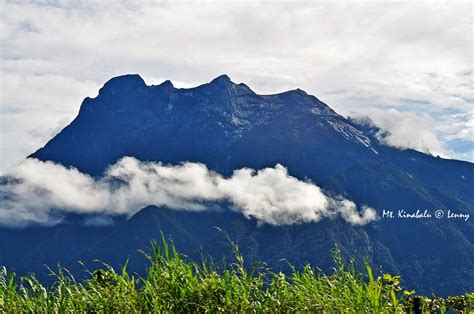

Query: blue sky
left=0, top=0, right=472, bottom=172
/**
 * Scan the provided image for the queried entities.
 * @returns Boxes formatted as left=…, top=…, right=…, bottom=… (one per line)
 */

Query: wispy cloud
left=351, top=108, right=446, bottom=157
left=350, top=108, right=474, bottom=161
left=0, top=157, right=376, bottom=227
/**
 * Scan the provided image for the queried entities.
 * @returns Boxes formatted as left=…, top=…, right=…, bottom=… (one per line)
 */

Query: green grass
left=1, top=235, right=473, bottom=313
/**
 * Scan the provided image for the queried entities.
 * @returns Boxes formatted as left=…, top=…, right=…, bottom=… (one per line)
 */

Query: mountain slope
left=1, top=74, right=472, bottom=295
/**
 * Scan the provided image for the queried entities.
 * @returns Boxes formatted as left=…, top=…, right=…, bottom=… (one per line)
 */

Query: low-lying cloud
left=0, top=157, right=376, bottom=227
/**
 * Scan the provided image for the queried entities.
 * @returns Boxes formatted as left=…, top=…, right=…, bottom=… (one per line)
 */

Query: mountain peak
left=206, top=74, right=256, bottom=96
left=210, top=74, right=232, bottom=84
left=99, top=74, right=146, bottom=95
left=155, top=80, right=174, bottom=91
left=159, top=80, right=174, bottom=88
left=104, top=74, right=145, bottom=87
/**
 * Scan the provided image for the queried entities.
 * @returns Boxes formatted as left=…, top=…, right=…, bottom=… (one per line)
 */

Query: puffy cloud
left=0, top=157, right=376, bottom=227
left=217, top=164, right=376, bottom=225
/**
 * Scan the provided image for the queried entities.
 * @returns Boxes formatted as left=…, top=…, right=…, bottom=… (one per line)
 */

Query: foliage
left=1, top=236, right=473, bottom=313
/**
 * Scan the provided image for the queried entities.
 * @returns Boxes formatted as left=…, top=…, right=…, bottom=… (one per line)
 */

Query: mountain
left=1, top=74, right=473, bottom=295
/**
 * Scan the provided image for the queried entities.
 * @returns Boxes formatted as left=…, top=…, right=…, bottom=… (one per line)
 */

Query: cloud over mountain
left=0, top=157, right=376, bottom=227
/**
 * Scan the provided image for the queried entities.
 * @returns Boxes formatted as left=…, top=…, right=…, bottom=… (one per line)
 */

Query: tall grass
left=1, top=235, right=473, bottom=313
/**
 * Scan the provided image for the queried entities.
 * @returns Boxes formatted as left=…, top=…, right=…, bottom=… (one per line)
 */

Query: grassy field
left=1, top=236, right=473, bottom=313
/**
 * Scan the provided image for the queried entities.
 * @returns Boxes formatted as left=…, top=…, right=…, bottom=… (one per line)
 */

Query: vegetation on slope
left=1, top=236, right=473, bottom=313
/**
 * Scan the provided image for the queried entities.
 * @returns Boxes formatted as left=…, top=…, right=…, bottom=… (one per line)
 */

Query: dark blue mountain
left=1, top=74, right=473, bottom=295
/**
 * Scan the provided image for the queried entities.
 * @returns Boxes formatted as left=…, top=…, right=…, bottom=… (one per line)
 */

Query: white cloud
left=0, top=1, right=472, bottom=170
left=436, top=112, right=474, bottom=142
left=350, top=108, right=474, bottom=161
left=0, top=157, right=376, bottom=227
left=351, top=108, right=447, bottom=157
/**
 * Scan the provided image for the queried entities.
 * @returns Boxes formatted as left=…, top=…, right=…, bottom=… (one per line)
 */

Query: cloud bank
left=0, top=157, right=376, bottom=227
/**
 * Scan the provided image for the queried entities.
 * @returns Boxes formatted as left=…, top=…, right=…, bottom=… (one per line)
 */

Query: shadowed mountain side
left=0, top=74, right=470, bottom=295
